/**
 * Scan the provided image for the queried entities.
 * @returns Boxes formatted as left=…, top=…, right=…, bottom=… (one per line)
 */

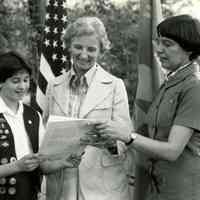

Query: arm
left=95, top=83, right=200, bottom=161
left=110, top=78, right=133, bottom=155
left=0, top=154, right=40, bottom=178
left=40, top=159, right=73, bottom=174
left=112, top=79, right=132, bottom=129
left=40, top=154, right=82, bottom=174
left=95, top=122, right=193, bottom=161
left=129, top=125, right=193, bottom=161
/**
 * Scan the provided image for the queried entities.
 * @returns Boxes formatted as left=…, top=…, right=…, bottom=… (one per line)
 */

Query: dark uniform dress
left=0, top=105, right=41, bottom=200
left=146, top=64, right=200, bottom=200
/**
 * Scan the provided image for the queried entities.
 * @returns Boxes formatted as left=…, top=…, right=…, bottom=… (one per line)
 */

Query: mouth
left=76, top=59, right=94, bottom=67
left=15, top=91, right=25, bottom=96
left=159, top=57, right=168, bottom=63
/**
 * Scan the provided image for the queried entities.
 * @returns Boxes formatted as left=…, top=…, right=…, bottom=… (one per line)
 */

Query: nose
left=79, top=48, right=88, bottom=59
left=155, top=41, right=164, bottom=54
left=18, top=81, right=28, bottom=90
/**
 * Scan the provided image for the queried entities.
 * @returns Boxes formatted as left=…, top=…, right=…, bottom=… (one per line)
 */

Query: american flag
left=36, top=0, right=70, bottom=111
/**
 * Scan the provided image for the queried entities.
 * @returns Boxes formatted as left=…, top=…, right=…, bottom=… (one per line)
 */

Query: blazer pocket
left=101, top=153, right=123, bottom=167
left=101, top=154, right=127, bottom=191
left=163, top=93, right=179, bottom=126
left=88, top=101, right=112, bottom=119
left=94, top=102, right=112, bottom=110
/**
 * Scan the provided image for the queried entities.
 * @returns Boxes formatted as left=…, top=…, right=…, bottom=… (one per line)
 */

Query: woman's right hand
left=15, top=153, right=41, bottom=172
left=40, top=152, right=84, bottom=174
left=63, top=153, right=83, bottom=168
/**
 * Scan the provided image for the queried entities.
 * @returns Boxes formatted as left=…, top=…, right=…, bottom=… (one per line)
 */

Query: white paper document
left=39, top=115, right=94, bottom=160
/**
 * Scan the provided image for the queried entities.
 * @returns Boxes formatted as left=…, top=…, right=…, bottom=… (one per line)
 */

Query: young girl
left=0, top=51, right=44, bottom=200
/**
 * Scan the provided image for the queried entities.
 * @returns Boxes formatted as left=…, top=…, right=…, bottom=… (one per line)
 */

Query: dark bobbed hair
left=0, top=51, right=32, bottom=83
left=157, top=15, right=200, bottom=60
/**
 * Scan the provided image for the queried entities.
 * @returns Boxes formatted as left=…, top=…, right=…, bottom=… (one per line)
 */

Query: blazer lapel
left=51, top=74, right=70, bottom=116
left=79, top=67, right=113, bottom=118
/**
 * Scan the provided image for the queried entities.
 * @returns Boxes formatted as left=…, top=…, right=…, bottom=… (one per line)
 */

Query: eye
left=87, top=46, right=97, bottom=53
left=163, top=41, right=173, bottom=47
left=24, top=77, right=30, bottom=83
left=73, top=44, right=83, bottom=50
left=11, top=78, right=20, bottom=84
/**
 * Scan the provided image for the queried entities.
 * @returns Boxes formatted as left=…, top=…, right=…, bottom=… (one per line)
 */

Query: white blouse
left=0, top=97, right=45, bottom=159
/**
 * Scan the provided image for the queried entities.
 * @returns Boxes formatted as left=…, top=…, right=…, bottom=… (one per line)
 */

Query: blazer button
left=0, top=187, right=6, bottom=194
left=8, top=187, right=16, bottom=195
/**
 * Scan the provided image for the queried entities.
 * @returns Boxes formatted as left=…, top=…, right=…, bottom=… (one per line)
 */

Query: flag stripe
left=38, top=72, right=48, bottom=94
left=36, top=87, right=46, bottom=111
left=39, top=54, right=55, bottom=82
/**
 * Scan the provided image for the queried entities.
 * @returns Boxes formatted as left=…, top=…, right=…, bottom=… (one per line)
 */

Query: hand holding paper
left=39, top=115, right=94, bottom=161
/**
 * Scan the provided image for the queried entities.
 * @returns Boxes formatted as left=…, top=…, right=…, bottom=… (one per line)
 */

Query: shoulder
left=49, top=73, right=69, bottom=86
left=96, top=64, right=124, bottom=85
left=182, top=72, right=200, bottom=92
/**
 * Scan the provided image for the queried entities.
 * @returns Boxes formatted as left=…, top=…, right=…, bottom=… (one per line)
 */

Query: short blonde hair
left=63, top=16, right=111, bottom=52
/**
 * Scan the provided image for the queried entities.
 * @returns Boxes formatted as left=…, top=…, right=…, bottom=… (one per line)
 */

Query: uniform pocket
left=158, top=92, right=180, bottom=127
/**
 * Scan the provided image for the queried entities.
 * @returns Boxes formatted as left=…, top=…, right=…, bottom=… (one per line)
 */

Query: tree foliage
left=0, top=0, right=199, bottom=115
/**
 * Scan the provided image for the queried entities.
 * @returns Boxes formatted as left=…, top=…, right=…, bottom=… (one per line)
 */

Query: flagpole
left=134, top=0, right=163, bottom=200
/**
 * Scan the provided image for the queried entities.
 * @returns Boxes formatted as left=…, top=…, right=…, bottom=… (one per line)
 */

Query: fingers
left=17, top=153, right=45, bottom=172
left=24, top=163, right=39, bottom=171
left=65, top=154, right=83, bottom=168
left=87, top=119, right=108, bottom=128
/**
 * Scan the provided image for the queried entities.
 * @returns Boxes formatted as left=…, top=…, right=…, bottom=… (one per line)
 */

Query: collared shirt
left=146, top=63, right=200, bottom=200
left=167, top=61, right=193, bottom=79
left=67, top=64, right=97, bottom=118
left=0, top=97, right=45, bottom=159
left=147, top=63, right=200, bottom=152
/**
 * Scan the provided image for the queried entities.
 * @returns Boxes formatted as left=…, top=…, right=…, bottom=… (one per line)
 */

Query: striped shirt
left=67, top=65, right=97, bottom=118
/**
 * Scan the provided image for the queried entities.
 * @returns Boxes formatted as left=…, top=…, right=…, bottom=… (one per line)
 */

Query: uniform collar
left=163, top=62, right=198, bottom=89
left=0, top=97, right=23, bottom=116
left=167, top=61, right=193, bottom=79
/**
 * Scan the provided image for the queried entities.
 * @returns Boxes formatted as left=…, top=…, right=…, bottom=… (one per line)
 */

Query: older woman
left=41, top=17, right=133, bottom=200
left=89, top=15, right=200, bottom=200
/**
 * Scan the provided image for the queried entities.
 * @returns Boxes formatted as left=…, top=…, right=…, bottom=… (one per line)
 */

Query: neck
left=73, top=67, right=86, bottom=77
left=0, top=95, right=19, bottom=114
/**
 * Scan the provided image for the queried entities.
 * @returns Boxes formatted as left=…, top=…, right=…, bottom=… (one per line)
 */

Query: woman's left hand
left=82, top=120, right=131, bottom=144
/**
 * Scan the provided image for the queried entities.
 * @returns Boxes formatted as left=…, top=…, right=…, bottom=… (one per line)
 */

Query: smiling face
left=155, top=37, right=190, bottom=72
left=0, top=70, right=30, bottom=103
left=70, top=34, right=100, bottom=75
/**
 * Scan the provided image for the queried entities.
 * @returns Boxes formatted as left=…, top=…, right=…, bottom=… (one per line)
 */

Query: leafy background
left=0, top=0, right=199, bottom=116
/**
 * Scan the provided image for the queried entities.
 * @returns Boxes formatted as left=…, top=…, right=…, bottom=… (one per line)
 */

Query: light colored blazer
left=43, top=65, right=134, bottom=200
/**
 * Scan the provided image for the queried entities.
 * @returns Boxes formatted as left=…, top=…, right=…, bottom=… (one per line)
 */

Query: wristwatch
left=125, top=131, right=137, bottom=146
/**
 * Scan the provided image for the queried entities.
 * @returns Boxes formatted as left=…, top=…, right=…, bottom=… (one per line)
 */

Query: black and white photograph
left=0, top=0, right=200, bottom=200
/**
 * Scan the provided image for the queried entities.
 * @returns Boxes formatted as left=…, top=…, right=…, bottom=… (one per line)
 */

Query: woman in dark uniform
left=87, top=15, right=200, bottom=200
left=0, top=51, right=45, bottom=200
